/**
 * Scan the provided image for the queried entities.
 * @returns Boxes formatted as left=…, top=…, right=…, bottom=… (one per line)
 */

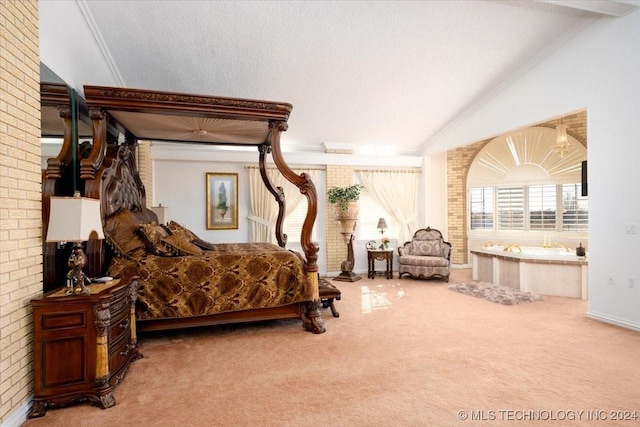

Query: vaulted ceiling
left=39, top=1, right=639, bottom=156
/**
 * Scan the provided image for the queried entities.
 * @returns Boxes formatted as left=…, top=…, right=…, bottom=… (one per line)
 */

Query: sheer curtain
left=356, top=170, right=420, bottom=244
left=248, top=167, right=321, bottom=243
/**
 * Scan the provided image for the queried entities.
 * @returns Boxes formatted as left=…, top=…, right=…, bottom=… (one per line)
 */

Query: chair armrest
left=398, top=241, right=413, bottom=256
left=442, top=241, right=452, bottom=261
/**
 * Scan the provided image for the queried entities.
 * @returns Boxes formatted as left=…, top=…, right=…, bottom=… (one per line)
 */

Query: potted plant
left=327, top=184, right=363, bottom=241
left=327, top=184, right=364, bottom=282
left=327, top=184, right=363, bottom=212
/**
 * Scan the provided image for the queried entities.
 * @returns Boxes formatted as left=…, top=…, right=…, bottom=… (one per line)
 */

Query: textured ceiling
left=40, top=1, right=637, bottom=155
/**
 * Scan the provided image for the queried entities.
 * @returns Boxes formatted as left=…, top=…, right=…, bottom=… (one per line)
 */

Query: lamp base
left=67, top=243, right=91, bottom=296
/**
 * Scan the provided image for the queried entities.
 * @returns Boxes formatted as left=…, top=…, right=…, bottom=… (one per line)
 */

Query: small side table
left=367, top=249, right=393, bottom=279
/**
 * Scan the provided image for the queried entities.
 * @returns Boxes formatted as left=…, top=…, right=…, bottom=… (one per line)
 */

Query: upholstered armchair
left=398, top=227, right=452, bottom=282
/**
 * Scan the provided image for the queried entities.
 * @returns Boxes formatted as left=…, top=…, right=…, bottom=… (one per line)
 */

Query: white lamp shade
left=151, top=205, right=170, bottom=224
left=46, top=196, right=105, bottom=242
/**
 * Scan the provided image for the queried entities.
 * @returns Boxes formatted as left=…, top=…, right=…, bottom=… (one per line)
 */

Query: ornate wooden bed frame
left=44, top=85, right=325, bottom=334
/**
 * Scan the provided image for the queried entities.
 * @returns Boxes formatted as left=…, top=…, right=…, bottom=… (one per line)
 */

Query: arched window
left=468, top=126, right=587, bottom=235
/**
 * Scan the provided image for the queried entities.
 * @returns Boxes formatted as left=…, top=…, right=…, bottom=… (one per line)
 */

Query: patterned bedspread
left=108, top=243, right=314, bottom=320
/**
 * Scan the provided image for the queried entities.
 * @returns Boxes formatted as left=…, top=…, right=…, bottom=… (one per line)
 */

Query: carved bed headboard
left=83, top=143, right=156, bottom=278
left=100, top=144, right=148, bottom=218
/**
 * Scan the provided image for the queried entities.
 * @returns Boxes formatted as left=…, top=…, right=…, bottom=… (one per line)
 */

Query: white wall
left=39, top=1, right=122, bottom=92
left=425, top=11, right=640, bottom=330
left=423, top=152, right=448, bottom=237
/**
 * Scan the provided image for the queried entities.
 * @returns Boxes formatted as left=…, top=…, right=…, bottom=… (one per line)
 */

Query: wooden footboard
left=137, top=301, right=325, bottom=334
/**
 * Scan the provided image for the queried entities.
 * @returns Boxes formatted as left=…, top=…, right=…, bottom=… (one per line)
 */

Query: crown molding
left=75, top=0, right=126, bottom=87
left=537, top=1, right=640, bottom=17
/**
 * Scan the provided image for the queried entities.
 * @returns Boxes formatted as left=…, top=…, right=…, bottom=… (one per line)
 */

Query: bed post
left=80, top=108, right=108, bottom=180
left=258, top=144, right=287, bottom=248
left=41, top=83, right=89, bottom=291
left=268, top=121, right=325, bottom=334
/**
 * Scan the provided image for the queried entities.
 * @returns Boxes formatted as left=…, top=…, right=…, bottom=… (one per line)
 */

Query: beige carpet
left=23, top=269, right=640, bottom=427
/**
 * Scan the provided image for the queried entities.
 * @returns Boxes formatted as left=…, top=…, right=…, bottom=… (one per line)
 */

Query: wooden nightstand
left=29, top=277, right=142, bottom=418
left=367, top=249, right=394, bottom=279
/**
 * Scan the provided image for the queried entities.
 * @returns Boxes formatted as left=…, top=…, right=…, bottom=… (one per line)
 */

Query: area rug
left=448, top=281, right=543, bottom=305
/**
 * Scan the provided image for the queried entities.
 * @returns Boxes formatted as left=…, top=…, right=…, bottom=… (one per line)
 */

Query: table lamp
left=377, top=218, right=387, bottom=235
left=151, top=203, right=170, bottom=225
left=46, top=192, right=104, bottom=295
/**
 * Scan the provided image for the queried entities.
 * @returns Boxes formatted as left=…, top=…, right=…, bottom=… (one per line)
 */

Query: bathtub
left=470, top=246, right=588, bottom=299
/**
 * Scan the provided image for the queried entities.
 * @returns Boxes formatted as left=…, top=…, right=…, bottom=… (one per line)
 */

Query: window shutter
left=497, top=186, right=524, bottom=230
left=470, top=187, right=494, bottom=230
left=562, top=183, right=588, bottom=231
left=529, top=184, right=557, bottom=230
left=357, top=189, right=398, bottom=241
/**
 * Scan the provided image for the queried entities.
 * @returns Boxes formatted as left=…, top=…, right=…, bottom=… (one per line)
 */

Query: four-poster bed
left=45, top=85, right=325, bottom=334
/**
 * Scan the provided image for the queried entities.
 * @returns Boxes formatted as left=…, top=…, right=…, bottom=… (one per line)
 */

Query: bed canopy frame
left=42, top=85, right=324, bottom=333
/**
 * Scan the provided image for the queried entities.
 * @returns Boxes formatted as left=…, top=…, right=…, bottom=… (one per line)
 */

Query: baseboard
left=1, top=398, right=30, bottom=427
left=452, top=264, right=472, bottom=269
left=325, top=266, right=469, bottom=277
left=587, top=310, right=640, bottom=332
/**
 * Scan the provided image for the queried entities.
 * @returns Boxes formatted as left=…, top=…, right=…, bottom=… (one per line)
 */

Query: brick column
left=137, top=141, right=153, bottom=208
left=325, top=160, right=355, bottom=272
left=447, top=141, right=487, bottom=265
left=0, top=1, right=42, bottom=421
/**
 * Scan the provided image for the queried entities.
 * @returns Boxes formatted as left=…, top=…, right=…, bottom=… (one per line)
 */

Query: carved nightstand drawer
left=109, top=332, right=134, bottom=379
left=38, top=310, right=87, bottom=331
left=108, top=304, right=131, bottom=344
left=108, top=285, right=130, bottom=315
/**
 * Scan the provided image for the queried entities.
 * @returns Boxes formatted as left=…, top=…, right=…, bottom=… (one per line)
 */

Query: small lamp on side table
left=377, top=218, right=389, bottom=249
left=46, top=192, right=104, bottom=295
left=151, top=203, right=170, bottom=225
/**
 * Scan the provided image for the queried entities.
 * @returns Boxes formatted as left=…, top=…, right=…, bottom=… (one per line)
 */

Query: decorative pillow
left=192, top=236, right=216, bottom=251
left=164, top=222, right=194, bottom=243
left=412, top=239, right=443, bottom=257
left=138, top=222, right=174, bottom=256
left=164, top=221, right=216, bottom=251
left=161, top=234, right=203, bottom=256
left=103, top=209, right=148, bottom=259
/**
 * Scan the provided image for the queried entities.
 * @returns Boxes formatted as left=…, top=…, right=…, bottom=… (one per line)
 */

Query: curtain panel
left=356, top=170, right=420, bottom=244
left=248, top=167, right=322, bottom=243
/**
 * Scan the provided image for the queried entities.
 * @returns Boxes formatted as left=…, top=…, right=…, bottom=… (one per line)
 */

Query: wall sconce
left=377, top=218, right=387, bottom=235
left=46, top=192, right=104, bottom=295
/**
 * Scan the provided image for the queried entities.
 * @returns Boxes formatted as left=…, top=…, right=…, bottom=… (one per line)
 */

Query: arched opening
left=467, top=126, right=588, bottom=252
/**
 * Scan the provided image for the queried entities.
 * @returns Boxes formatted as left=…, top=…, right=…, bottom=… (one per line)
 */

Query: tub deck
left=471, top=246, right=588, bottom=299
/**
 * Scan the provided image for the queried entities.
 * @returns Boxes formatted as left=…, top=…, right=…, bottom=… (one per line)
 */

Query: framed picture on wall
left=206, top=172, right=238, bottom=230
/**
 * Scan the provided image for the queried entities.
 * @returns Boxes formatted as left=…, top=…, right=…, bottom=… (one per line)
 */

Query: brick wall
left=542, top=111, right=587, bottom=147
left=447, top=140, right=488, bottom=265
left=137, top=141, right=153, bottom=208
left=325, top=163, right=355, bottom=271
left=0, top=0, right=41, bottom=422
